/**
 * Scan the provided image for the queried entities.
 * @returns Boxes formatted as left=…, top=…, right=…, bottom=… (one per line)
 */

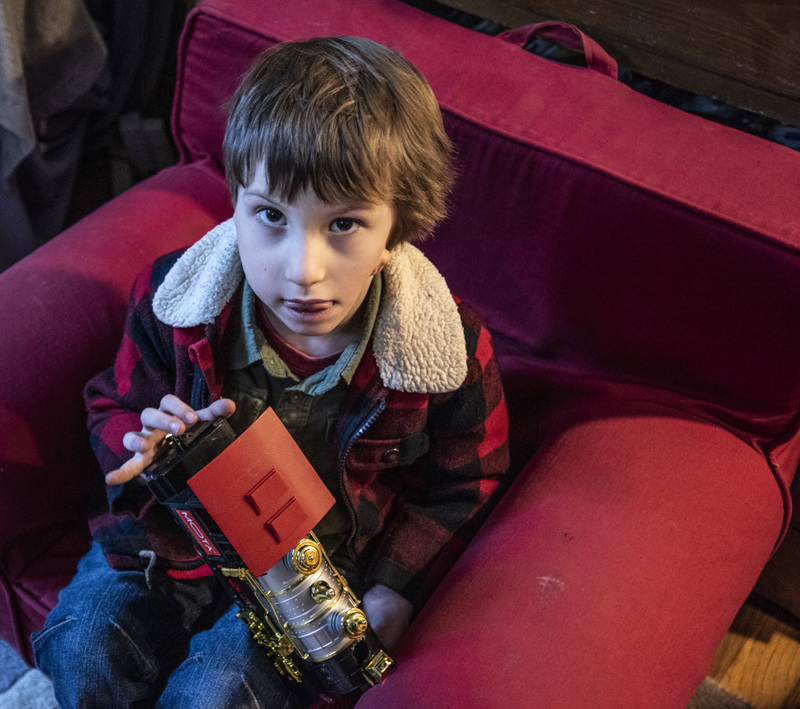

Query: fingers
left=108, top=429, right=166, bottom=485
left=105, top=452, right=148, bottom=485
left=106, top=397, right=237, bottom=487
left=139, top=395, right=235, bottom=434
left=196, top=398, right=236, bottom=422
left=140, top=394, right=199, bottom=437
left=362, top=584, right=413, bottom=652
left=122, top=428, right=168, bottom=457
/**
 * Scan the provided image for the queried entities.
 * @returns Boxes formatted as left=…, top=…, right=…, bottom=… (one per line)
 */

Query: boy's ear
left=372, top=248, right=392, bottom=276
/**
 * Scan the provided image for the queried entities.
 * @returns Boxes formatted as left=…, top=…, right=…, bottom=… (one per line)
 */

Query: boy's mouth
left=283, top=299, right=335, bottom=320
left=284, top=299, right=333, bottom=311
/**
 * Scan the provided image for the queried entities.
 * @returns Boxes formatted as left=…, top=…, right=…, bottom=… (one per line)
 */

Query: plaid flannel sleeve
left=364, top=300, right=510, bottom=610
left=84, top=255, right=185, bottom=498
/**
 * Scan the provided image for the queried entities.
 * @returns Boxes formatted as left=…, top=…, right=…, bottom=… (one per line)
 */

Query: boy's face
left=234, top=166, right=393, bottom=358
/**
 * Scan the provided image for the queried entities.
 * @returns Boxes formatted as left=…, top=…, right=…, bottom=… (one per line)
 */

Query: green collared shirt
left=221, top=276, right=382, bottom=571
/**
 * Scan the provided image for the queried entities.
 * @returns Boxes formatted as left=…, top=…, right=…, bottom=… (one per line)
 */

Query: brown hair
left=223, top=36, right=453, bottom=248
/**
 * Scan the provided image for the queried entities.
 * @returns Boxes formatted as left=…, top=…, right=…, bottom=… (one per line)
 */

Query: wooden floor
left=709, top=604, right=800, bottom=709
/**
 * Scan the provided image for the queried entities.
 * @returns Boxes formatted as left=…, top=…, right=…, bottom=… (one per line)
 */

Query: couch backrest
left=173, top=0, right=800, bottom=436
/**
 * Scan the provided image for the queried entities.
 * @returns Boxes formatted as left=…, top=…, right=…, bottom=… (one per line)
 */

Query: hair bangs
left=264, top=112, right=392, bottom=208
left=223, top=36, right=454, bottom=247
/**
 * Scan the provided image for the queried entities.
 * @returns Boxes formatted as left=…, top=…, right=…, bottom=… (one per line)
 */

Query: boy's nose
left=285, top=232, right=325, bottom=287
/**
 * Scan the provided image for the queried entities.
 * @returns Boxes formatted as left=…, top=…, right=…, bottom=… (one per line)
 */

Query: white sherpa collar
left=152, top=219, right=242, bottom=328
left=152, top=218, right=467, bottom=393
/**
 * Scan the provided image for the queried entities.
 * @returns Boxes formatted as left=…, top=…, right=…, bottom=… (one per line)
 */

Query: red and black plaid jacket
left=85, top=250, right=509, bottom=609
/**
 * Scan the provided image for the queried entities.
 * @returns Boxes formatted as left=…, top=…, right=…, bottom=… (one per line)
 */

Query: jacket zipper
left=192, top=363, right=211, bottom=411
left=338, top=399, right=386, bottom=550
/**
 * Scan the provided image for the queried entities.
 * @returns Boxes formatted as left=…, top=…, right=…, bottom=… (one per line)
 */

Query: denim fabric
left=32, top=542, right=310, bottom=709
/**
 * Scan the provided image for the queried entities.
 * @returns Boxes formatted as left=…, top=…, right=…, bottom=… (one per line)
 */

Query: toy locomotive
left=143, top=408, right=395, bottom=698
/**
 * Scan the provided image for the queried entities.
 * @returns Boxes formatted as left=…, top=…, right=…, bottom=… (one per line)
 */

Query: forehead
left=240, top=163, right=391, bottom=211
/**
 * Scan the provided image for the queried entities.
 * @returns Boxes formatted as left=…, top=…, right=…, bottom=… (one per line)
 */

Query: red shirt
left=255, top=303, right=342, bottom=379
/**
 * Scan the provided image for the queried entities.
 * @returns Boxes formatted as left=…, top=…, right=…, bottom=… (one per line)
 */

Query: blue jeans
left=32, top=542, right=311, bottom=709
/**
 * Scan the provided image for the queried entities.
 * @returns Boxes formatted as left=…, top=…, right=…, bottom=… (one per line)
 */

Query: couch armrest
left=0, top=160, right=231, bottom=662
left=357, top=398, right=786, bottom=709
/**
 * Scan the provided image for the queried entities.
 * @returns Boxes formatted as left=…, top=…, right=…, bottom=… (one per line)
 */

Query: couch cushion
left=173, top=0, right=800, bottom=426
left=172, top=0, right=800, bottom=531
left=357, top=397, right=786, bottom=708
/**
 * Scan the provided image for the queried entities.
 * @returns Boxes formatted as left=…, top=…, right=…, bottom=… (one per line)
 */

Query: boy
left=33, top=36, right=509, bottom=708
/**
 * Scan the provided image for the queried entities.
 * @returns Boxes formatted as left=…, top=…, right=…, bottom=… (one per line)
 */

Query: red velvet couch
left=3, top=0, right=800, bottom=706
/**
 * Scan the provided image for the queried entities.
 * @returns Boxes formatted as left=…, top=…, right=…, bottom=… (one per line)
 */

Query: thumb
left=105, top=455, right=148, bottom=485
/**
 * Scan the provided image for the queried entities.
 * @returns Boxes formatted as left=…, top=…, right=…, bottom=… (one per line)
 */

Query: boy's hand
left=362, top=584, right=414, bottom=653
left=105, top=395, right=236, bottom=486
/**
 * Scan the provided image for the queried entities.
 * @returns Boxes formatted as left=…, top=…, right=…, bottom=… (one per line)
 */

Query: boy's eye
left=331, top=218, right=357, bottom=233
left=259, top=208, right=284, bottom=224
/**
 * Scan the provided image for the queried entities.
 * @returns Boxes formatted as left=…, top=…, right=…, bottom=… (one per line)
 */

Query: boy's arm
left=365, top=302, right=510, bottom=611
left=86, top=254, right=237, bottom=486
left=85, top=260, right=176, bottom=476
left=82, top=251, right=233, bottom=520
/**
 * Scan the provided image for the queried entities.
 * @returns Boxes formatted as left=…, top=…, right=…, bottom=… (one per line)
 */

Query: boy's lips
left=283, top=299, right=333, bottom=311
left=282, top=299, right=335, bottom=321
